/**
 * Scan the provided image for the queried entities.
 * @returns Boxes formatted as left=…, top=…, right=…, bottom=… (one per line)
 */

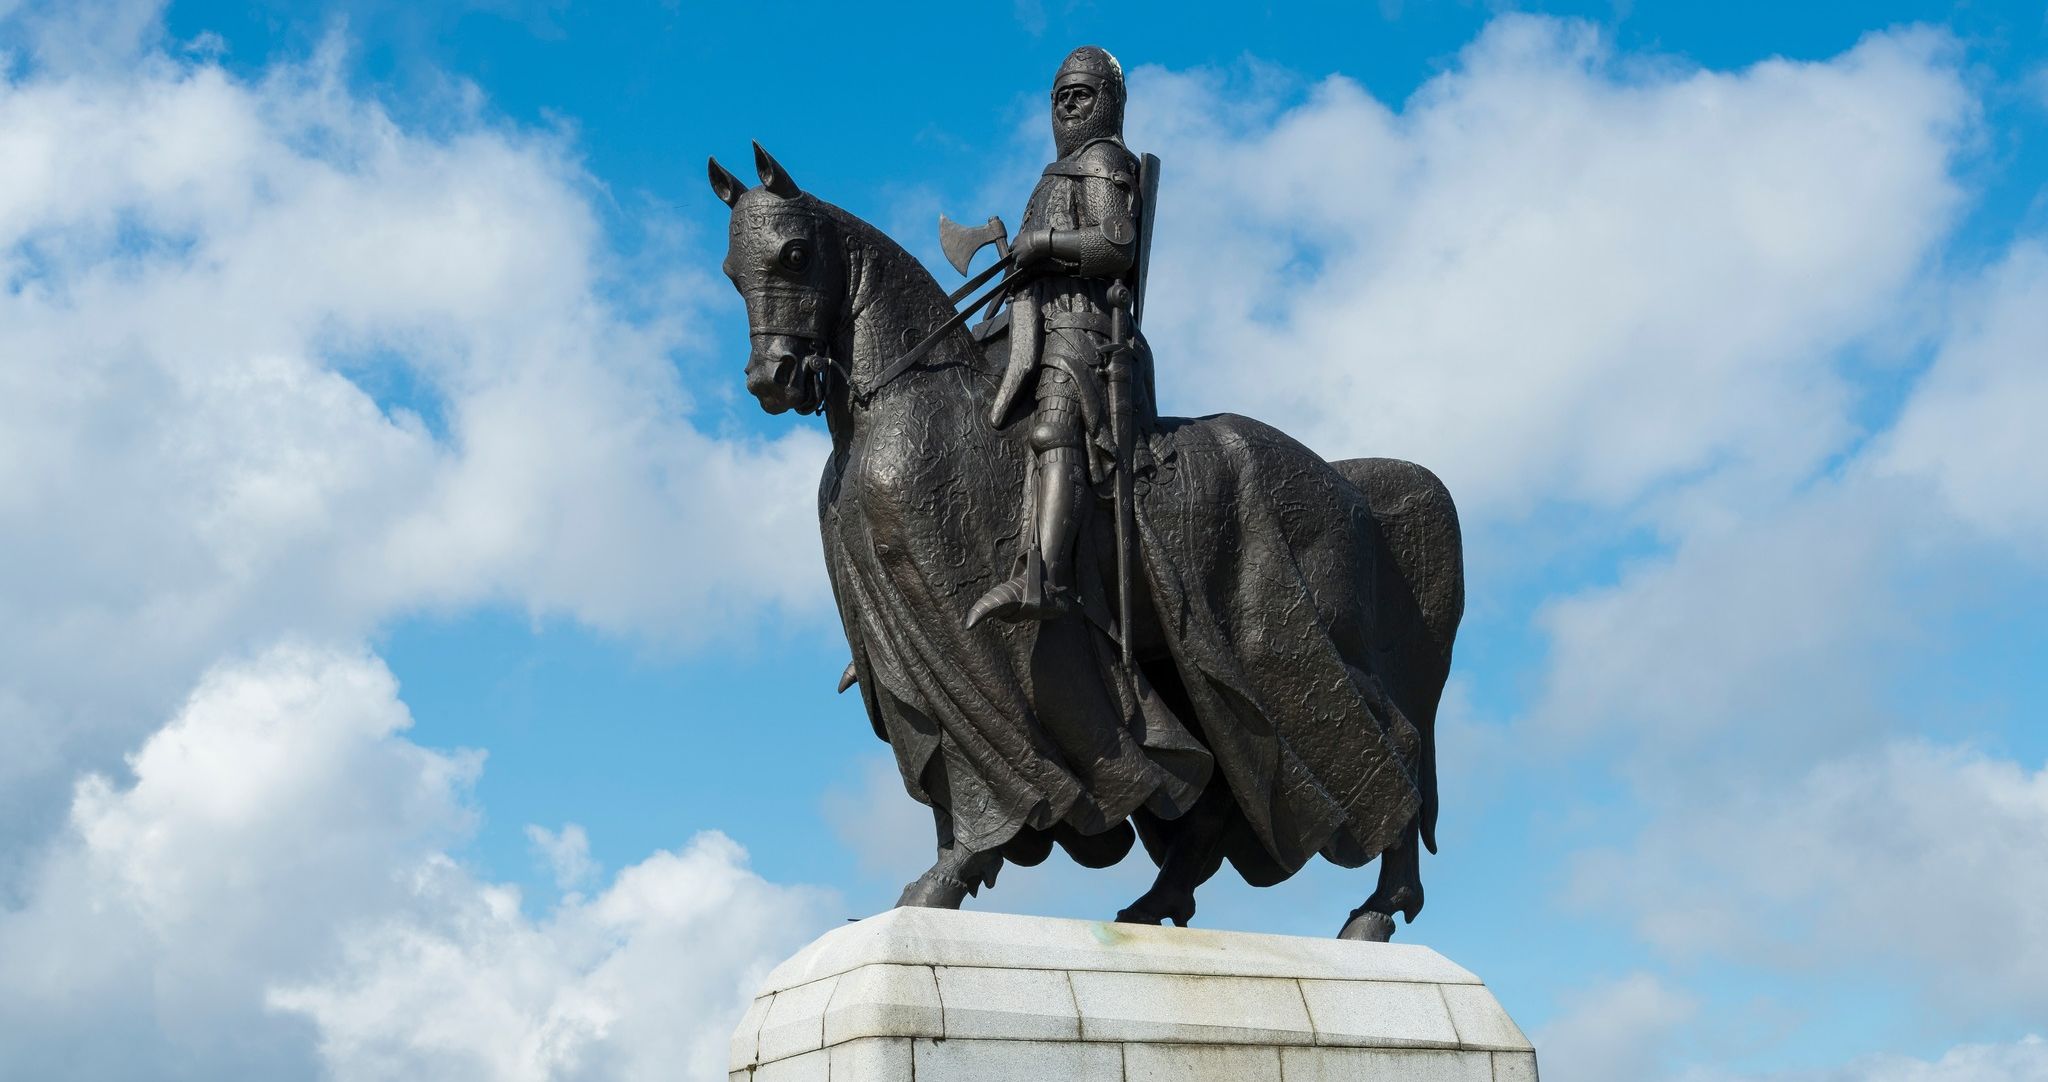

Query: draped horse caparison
left=710, top=145, right=1464, bottom=941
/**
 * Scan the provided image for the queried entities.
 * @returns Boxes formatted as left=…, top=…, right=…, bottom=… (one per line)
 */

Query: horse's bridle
left=743, top=227, right=1021, bottom=414
left=743, top=280, right=840, bottom=416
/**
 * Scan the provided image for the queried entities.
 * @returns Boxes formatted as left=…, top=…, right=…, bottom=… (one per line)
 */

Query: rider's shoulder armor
left=1049, top=138, right=1138, bottom=188
left=1061, top=140, right=1139, bottom=246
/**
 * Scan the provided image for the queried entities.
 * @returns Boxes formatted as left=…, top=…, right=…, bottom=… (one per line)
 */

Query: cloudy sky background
left=1, top=0, right=2044, bottom=1078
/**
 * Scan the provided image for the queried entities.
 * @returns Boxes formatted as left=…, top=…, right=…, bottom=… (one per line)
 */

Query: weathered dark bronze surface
left=709, top=46, right=1464, bottom=941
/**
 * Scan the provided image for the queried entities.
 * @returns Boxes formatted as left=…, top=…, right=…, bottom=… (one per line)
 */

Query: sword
left=1106, top=280, right=1137, bottom=676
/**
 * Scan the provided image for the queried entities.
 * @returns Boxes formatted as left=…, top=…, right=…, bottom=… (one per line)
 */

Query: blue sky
left=1, top=1, right=2045, bottom=1080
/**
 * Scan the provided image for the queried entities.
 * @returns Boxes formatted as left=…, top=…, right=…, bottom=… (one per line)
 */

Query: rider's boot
left=966, top=447, right=1082, bottom=628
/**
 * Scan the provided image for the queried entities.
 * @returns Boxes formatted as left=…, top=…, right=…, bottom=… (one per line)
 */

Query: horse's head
left=709, top=144, right=847, bottom=416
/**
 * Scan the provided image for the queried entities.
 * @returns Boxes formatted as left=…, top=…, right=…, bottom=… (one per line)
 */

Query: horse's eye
left=780, top=240, right=810, bottom=272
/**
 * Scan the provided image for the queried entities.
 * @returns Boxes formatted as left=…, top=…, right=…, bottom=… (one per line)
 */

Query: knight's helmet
left=1051, top=45, right=1126, bottom=157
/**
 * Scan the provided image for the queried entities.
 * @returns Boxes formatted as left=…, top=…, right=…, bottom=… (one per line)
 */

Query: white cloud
left=1541, top=976, right=2048, bottom=1082
left=527, top=823, right=597, bottom=893
left=1712, top=1035, right=2048, bottom=1082
left=0, top=642, right=473, bottom=1076
left=1127, top=19, right=1969, bottom=518
left=1571, top=741, right=2048, bottom=1016
left=0, top=642, right=828, bottom=1081
left=0, top=43, right=830, bottom=643
left=1519, top=472, right=1950, bottom=778
left=1512, top=228, right=2048, bottom=1075
left=1536, top=972, right=1697, bottom=1082
left=273, top=831, right=822, bottom=1082
left=1873, top=242, right=2048, bottom=546
left=0, top=7, right=843, bottom=1079
left=0, top=12, right=829, bottom=876
left=1509, top=225, right=2047, bottom=1023
left=1518, top=234, right=2048, bottom=779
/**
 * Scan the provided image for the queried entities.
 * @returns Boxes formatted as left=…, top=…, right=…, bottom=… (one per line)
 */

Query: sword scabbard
left=1107, top=283, right=1137, bottom=676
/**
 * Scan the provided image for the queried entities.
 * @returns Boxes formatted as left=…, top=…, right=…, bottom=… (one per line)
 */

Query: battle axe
left=937, top=213, right=1016, bottom=308
left=940, top=214, right=1008, bottom=276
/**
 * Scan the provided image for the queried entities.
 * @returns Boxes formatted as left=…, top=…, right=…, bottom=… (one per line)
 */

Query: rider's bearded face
left=1052, top=77, right=1116, bottom=156
left=1056, top=83, right=1096, bottom=128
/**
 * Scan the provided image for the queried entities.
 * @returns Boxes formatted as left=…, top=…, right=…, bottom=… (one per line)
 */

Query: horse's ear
left=708, top=156, right=747, bottom=208
left=753, top=141, right=801, bottom=197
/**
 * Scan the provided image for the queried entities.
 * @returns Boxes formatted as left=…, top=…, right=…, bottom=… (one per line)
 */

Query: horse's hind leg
left=1339, top=814, right=1425, bottom=941
left=1116, top=778, right=1233, bottom=927
left=897, top=841, right=1004, bottom=909
left=896, top=777, right=1005, bottom=909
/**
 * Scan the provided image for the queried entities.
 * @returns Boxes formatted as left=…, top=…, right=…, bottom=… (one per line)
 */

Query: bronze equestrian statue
left=708, top=45, right=1464, bottom=941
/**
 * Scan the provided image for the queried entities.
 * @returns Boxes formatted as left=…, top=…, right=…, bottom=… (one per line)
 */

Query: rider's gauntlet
left=1014, top=224, right=1136, bottom=278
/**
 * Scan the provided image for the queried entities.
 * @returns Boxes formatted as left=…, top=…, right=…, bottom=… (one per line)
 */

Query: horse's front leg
left=1338, top=814, right=1424, bottom=941
left=897, top=804, right=1005, bottom=909
left=1116, top=777, right=1233, bottom=927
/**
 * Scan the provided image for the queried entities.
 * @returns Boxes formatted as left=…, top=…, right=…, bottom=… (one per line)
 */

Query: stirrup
left=964, top=572, right=1071, bottom=628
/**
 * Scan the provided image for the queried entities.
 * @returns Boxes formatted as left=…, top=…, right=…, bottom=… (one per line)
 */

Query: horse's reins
left=775, top=251, right=1031, bottom=414
left=852, top=255, right=1035, bottom=405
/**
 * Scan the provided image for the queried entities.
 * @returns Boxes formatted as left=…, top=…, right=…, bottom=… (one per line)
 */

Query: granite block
left=1493, top=1050, right=1541, bottom=1080
left=755, top=975, right=836, bottom=1063
left=751, top=1046, right=827, bottom=1082
left=823, top=964, right=942, bottom=1044
left=1069, top=970, right=1314, bottom=1046
left=1298, top=977, right=1460, bottom=1048
left=1125, top=1041, right=1286, bottom=1081
left=829, top=1037, right=914, bottom=1078
left=912, top=1036, right=1122, bottom=1081
left=1281, top=1045, right=1493, bottom=1081
left=729, top=990, right=773, bottom=1071
left=1442, top=983, right=1533, bottom=1052
left=934, top=964, right=1081, bottom=1041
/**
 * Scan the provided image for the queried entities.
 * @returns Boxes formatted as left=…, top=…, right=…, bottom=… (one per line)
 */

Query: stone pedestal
left=729, top=907, right=1538, bottom=1081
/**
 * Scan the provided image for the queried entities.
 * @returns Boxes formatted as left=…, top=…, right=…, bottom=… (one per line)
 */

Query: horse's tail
left=1334, top=457, right=1464, bottom=855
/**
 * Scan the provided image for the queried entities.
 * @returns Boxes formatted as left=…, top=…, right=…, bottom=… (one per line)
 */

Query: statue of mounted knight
left=707, top=45, right=1464, bottom=941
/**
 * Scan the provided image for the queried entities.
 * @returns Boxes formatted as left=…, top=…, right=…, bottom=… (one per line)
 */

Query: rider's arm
left=1012, top=150, right=1138, bottom=277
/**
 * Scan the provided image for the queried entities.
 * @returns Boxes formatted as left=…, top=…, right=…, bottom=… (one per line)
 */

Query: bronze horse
left=711, top=145, right=1463, bottom=941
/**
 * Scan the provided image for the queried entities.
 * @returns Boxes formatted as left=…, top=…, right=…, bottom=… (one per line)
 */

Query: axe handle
left=947, top=251, right=1016, bottom=307
left=869, top=262, right=1034, bottom=397
left=984, top=234, right=1013, bottom=321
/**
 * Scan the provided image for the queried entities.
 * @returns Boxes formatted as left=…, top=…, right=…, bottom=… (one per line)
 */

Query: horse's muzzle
left=746, top=335, right=820, bottom=415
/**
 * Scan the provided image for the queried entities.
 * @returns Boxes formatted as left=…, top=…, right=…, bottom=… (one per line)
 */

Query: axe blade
left=939, top=213, right=1007, bottom=277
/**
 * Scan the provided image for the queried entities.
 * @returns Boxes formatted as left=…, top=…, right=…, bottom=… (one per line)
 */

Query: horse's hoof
left=1337, top=909, right=1396, bottom=942
left=1115, top=891, right=1194, bottom=928
left=896, top=869, right=970, bottom=909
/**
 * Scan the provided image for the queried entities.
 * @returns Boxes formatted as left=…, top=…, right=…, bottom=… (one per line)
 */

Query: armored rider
left=967, top=45, right=1144, bottom=628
